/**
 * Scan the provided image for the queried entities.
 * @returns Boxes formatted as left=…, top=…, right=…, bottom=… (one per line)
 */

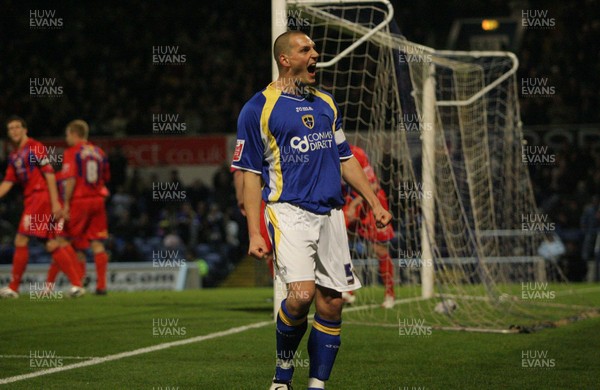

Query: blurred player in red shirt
left=0, top=116, right=84, bottom=298
left=47, top=120, right=110, bottom=294
left=342, top=144, right=396, bottom=308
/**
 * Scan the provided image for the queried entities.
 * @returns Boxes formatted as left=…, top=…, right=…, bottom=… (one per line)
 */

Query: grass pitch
left=0, top=284, right=599, bottom=389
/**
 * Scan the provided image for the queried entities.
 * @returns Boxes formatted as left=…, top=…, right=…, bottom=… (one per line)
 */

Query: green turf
left=346, top=283, right=600, bottom=331
left=0, top=284, right=599, bottom=389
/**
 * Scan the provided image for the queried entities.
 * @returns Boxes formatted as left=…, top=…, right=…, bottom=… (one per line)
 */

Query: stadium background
left=0, top=0, right=599, bottom=287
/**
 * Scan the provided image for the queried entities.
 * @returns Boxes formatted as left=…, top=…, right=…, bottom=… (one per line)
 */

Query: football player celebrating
left=233, top=31, right=392, bottom=390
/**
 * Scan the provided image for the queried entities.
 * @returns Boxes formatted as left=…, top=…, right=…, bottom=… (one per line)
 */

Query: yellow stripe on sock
left=278, top=308, right=307, bottom=327
left=312, top=321, right=341, bottom=336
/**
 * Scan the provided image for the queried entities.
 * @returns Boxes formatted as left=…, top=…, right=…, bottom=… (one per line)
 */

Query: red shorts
left=344, top=189, right=394, bottom=242
left=260, top=201, right=272, bottom=253
left=18, top=192, right=62, bottom=239
left=62, top=197, right=108, bottom=249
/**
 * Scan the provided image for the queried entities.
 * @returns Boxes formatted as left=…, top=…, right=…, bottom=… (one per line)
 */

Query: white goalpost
left=272, top=0, right=287, bottom=321
left=270, top=0, right=585, bottom=330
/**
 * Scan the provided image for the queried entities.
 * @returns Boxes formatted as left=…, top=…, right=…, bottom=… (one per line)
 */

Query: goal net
left=281, top=0, right=592, bottom=332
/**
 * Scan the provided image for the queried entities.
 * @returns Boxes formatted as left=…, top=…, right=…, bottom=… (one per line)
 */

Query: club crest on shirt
left=301, top=114, right=314, bottom=129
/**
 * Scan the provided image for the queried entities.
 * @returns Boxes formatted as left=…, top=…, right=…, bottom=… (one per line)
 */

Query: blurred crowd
left=529, top=141, right=600, bottom=280
left=1, top=1, right=598, bottom=135
left=397, top=0, right=600, bottom=126
left=0, top=0, right=271, bottom=137
left=517, top=2, right=600, bottom=125
left=102, top=164, right=245, bottom=286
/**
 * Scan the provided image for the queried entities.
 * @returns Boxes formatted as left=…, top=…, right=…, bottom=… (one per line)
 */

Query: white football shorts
left=265, top=202, right=361, bottom=292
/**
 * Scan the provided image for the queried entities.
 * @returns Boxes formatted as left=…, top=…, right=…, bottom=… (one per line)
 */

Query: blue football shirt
left=232, top=83, right=352, bottom=214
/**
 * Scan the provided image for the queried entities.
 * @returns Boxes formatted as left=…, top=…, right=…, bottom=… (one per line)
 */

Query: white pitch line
left=554, top=286, right=600, bottom=296
left=343, top=295, right=429, bottom=312
left=0, top=355, right=98, bottom=360
left=0, top=300, right=405, bottom=386
left=0, top=320, right=272, bottom=386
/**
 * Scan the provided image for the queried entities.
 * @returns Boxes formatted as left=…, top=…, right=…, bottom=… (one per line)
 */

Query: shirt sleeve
left=33, top=143, right=54, bottom=174
left=61, top=148, right=76, bottom=179
left=231, top=101, right=264, bottom=174
left=3, top=163, right=16, bottom=182
left=332, top=100, right=352, bottom=160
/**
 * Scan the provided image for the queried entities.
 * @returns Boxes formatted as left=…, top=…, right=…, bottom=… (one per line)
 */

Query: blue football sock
left=308, top=313, right=341, bottom=382
left=274, top=299, right=308, bottom=383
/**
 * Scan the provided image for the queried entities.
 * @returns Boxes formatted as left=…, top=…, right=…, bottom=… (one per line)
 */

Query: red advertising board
left=36, top=136, right=227, bottom=166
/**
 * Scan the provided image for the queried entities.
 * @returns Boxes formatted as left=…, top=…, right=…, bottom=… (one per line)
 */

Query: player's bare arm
left=341, top=156, right=391, bottom=227
left=43, top=172, right=62, bottom=219
left=0, top=181, right=14, bottom=199
left=243, top=171, right=268, bottom=259
left=233, top=169, right=246, bottom=216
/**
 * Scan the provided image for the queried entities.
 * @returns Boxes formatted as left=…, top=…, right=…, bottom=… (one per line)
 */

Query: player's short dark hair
left=67, top=119, right=89, bottom=139
left=273, top=30, right=309, bottom=63
left=5, top=115, right=27, bottom=129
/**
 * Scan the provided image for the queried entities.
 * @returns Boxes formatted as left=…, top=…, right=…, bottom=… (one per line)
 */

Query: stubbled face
left=285, top=34, right=319, bottom=85
left=7, top=120, right=26, bottom=145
